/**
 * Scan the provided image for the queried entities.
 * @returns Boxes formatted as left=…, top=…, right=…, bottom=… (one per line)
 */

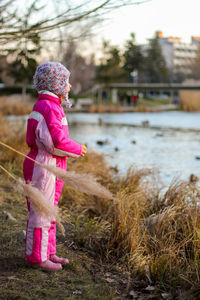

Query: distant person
left=125, top=92, right=131, bottom=106
left=126, top=92, right=131, bottom=106
left=103, top=90, right=108, bottom=100
left=119, top=92, right=125, bottom=106
left=173, top=97, right=179, bottom=104
left=132, top=95, right=138, bottom=106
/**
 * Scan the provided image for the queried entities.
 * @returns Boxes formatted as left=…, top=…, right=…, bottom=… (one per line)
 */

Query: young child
left=23, top=62, right=86, bottom=271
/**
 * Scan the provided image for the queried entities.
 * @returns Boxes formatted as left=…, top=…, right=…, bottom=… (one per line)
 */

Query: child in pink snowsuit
left=23, top=62, right=86, bottom=271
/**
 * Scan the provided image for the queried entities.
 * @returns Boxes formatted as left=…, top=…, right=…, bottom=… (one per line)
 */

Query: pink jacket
left=26, top=92, right=82, bottom=159
left=23, top=91, right=82, bottom=206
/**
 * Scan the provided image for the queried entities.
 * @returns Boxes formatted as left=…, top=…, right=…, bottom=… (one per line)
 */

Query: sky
left=37, top=0, right=200, bottom=61
left=95, top=0, right=200, bottom=47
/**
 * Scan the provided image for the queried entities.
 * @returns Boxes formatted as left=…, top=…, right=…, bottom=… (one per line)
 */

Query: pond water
left=67, top=112, right=200, bottom=185
left=7, top=111, right=200, bottom=185
left=67, top=111, right=200, bottom=131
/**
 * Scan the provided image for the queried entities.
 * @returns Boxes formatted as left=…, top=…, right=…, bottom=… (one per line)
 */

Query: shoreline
left=68, top=120, right=200, bottom=134
left=6, top=111, right=200, bottom=133
left=68, top=103, right=179, bottom=113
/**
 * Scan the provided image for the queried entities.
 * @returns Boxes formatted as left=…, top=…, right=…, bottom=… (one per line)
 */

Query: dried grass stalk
left=0, top=141, right=115, bottom=200
left=144, top=206, right=177, bottom=237
left=41, top=164, right=114, bottom=200
left=17, top=178, right=65, bottom=235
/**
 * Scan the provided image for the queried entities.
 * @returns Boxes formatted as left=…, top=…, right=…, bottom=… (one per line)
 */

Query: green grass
left=92, top=96, right=173, bottom=107
left=138, top=97, right=173, bottom=107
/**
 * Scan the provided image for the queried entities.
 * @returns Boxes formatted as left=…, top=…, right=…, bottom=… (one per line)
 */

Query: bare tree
left=0, top=0, right=151, bottom=45
left=0, top=0, right=151, bottom=86
left=62, top=39, right=96, bottom=92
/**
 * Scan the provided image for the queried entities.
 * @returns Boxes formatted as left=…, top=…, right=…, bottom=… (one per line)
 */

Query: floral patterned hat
left=34, top=62, right=71, bottom=108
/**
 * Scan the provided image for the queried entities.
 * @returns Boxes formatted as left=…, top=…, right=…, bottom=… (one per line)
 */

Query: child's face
left=66, top=78, right=72, bottom=94
left=59, top=79, right=72, bottom=102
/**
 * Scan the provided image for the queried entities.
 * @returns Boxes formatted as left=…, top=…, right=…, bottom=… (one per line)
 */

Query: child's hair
left=34, top=62, right=71, bottom=107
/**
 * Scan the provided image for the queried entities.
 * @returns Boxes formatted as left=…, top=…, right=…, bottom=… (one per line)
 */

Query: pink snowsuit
left=23, top=91, right=82, bottom=264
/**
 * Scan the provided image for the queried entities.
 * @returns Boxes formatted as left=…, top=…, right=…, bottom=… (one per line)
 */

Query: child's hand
left=81, top=145, right=87, bottom=157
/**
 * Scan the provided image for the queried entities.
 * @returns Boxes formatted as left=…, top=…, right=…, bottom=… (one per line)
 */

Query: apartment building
left=158, top=31, right=199, bottom=77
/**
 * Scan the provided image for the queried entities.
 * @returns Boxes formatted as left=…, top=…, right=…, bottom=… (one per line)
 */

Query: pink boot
left=50, top=255, right=69, bottom=265
left=29, top=260, right=62, bottom=271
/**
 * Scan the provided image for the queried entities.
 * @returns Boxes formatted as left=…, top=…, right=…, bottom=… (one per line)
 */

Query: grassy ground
left=135, top=97, right=173, bottom=107
left=1, top=114, right=200, bottom=299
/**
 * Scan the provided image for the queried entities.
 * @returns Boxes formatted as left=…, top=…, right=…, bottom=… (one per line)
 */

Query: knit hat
left=34, top=62, right=72, bottom=108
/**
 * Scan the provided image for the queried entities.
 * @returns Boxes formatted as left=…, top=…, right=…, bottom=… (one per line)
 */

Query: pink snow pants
left=23, top=92, right=82, bottom=263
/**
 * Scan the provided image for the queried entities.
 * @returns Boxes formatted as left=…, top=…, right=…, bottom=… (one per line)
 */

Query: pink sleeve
left=45, top=108, right=82, bottom=157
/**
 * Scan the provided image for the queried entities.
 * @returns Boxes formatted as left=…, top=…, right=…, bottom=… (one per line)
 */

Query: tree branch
left=0, top=0, right=151, bottom=43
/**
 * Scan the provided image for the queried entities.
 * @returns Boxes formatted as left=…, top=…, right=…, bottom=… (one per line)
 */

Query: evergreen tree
left=95, top=40, right=124, bottom=84
left=8, top=32, right=40, bottom=95
left=145, top=33, right=169, bottom=83
left=123, top=33, right=144, bottom=82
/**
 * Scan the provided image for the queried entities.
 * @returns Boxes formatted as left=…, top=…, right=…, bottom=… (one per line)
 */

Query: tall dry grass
left=108, top=177, right=200, bottom=283
left=0, top=96, right=34, bottom=115
left=0, top=113, right=27, bottom=171
left=179, top=90, right=200, bottom=111
left=63, top=157, right=200, bottom=292
left=88, top=104, right=122, bottom=113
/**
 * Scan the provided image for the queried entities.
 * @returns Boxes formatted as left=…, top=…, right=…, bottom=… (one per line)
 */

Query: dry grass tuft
left=0, top=96, right=34, bottom=115
left=65, top=160, right=200, bottom=290
left=42, top=164, right=115, bottom=200
left=16, top=178, right=65, bottom=235
left=0, top=113, right=28, bottom=168
left=106, top=174, right=200, bottom=287
left=179, top=90, right=200, bottom=111
left=88, top=104, right=122, bottom=113
left=134, top=104, right=149, bottom=112
left=108, top=104, right=122, bottom=113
